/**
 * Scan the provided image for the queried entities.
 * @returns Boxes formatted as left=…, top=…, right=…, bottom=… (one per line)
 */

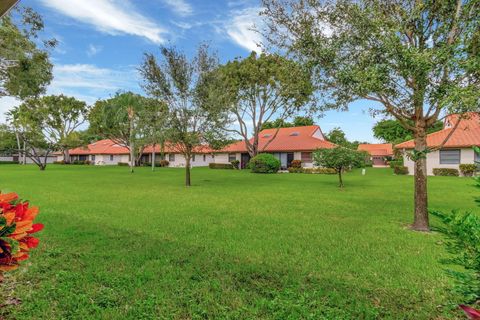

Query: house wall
left=403, top=148, right=475, bottom=176
left=165, top=153, right=214, bottom=167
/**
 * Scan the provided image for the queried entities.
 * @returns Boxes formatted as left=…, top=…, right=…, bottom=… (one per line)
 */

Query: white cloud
left=226, top=7, right=263, bottom=53
left=162, top=0, right=193, bottom=17
left=86, top=44, right=102, bottom=57
left=39, top=0, right=168, bottom=44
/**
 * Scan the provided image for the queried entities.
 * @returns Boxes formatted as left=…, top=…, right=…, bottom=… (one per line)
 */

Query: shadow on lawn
left=1, top=212, right=448, bottom=320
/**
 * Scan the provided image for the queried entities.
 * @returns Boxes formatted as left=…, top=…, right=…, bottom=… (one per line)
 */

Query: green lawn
left=0, top=165, right=477, bottom=319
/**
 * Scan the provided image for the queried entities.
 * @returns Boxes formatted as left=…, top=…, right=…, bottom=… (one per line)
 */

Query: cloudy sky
left=0, top=0, right=383, bottom=142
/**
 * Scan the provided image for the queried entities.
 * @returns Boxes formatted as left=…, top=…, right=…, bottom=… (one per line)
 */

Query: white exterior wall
left=403, top=148, right=475, bottom=176
left=214, top=153, right=231, bottom=164
left=165, top=153, right=214, bottom=167
left=0, top=156, right=15, bottom=162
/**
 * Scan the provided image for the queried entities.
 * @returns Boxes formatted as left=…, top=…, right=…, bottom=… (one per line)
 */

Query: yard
left=0, top=165, right=477, bottom=319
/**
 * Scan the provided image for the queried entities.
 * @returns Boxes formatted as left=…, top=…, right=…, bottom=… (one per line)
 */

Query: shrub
left=460, top=164, right=477, bottom=177
left=0, top=192, right=43, bottom=276
left=394, top=165, right=409, bottom=175
left=431, top=210, right=480, bottom=304
left=53, top=160, right=65, bottom=165
left=433, top=168, right=460, bottom=176
left=303, top=167, right=337, bottom=174
left=117, top=162, right=129, bottom=166
left=288, top=167, right=303, bottom=173
left=209, top=163, right=233, bottom=169
left=231, top=160, right=240, bottom=169
left=389, top=159, right=404, bottom=168
left=290, top=160, right=302, bottom=168
left=159, top=160, right=169, bottom=167
left=249, top=153, right=281, bottom=173
left=84, top=160, right=92, bottom=165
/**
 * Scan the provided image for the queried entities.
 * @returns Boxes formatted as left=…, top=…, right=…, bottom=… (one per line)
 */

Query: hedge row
left=433, top=168, right=459, bottom=176
left=209, top=163, right=233, bottom=169
left=288, top=167, right=337, bottom=174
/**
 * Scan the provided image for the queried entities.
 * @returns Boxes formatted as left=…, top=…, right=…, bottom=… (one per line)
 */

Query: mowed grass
left=0, top=165, right=477, bottom=319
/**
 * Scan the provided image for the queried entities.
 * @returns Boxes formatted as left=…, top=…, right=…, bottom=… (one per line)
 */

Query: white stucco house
left=395, top=113, right=480, bottom=176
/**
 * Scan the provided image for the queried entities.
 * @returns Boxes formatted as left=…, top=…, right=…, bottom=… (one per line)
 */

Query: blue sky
left=0, top=0, right=383, bottom=142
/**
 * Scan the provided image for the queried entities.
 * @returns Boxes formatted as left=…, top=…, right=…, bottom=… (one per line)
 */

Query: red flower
left=0, top=192, right=42, bottom=272
left=460, top=305, right=480, bottom=319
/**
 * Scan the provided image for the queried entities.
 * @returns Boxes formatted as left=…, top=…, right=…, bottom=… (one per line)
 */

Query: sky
left=0, top=0, right=383, bottom=142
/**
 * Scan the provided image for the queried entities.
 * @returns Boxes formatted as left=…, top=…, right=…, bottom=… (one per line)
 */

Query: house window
left=301, top=152, right=312, bottom=162
left=192, top=154, right=195, bottom=162
left=169, top=154, right=175, bottom=162
left=439, top=149, right=461, bottom=164
left=203, top=154, right=206, bottom=162
left=228, top=153, right=236, bottom=162
left=79, top=155, right=87, bottom=161
left=211, top=154, right=215, bottom=159
left=91, top=155, right=95, bottom=161
left=110, top=155, right=114, bottom=161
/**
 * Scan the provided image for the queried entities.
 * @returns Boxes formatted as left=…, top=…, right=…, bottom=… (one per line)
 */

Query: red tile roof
left=396, top=113, right=480, bottom=149
left=221, top=125, right=336, bottom=153
left=357, top=143, right=393, bottom=156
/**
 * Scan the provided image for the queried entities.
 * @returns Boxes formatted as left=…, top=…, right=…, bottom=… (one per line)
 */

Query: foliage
left=373, top=120, right=444, bottom=144
left=159, top=160, right=169, bottom=167
left=139, top=44, right=228, bottom=186
left=325, top=127, right=365, bottom=149
left=394, top=166, right=409, bottom=175
left=262, top=0, right=480, bottom=230
left=230, top=160, right=240, bottom=169
left=209, top=163, right=234, bottom=169
left=262, top=116, right=315, bottom=130
left=460, top=164, right=478, bottom=177
left=0, top=7, right=54, bottom=99
left=209, top=52, right=314, bottom=157
left=117, top=162, right=129, bottom=167
left=313, top=147, right=365, bottom=187
left=289, top=167, right=337, bottom=174
left=0, top=192, right=43, bottom=275
left=433, top=168, right=460, bottom=177
left=249, top=153, right=281, bottom=174
left=0, top=124, right=17, bottom=155
left=389, top=159, right=404, bottom=169
left=431, top=210, right=480, bottom=304
left=290, top=160, right=302, bottom=168
left=287, top=167, right=303, bottom=173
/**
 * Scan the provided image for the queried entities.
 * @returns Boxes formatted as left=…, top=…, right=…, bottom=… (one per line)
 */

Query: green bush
left=393, top=165, right=409, bottom=175
left=290, top=160, right=302, bottom=168
left=431, top=210, right=480, bottom=303
left=53, top=160, right=65, bottom=165
left=433, top=168, right=459, bottom=176
left=303, top=167, right=337, bottom=174
left=389, top=159, right=404, bottom=168
left=117, top=162, right=129, bottom=166
left=231, top=160, right=240, bottom=169
left=460, top=164, right=477, bottom=177
left=209, top=163, right=233, bottom=169
left=0, top=161, right=18, bottom=164
left=249, top=153, right=280, bottom=173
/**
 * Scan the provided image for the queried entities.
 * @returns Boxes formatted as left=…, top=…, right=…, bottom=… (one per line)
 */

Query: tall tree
left=262, top=116, right=315, bottom=129
left=293, top=116, right=314, bottom=127
left=262, top=0, right=480, bottom=231
left=139, top=44, right=228, bottom=186
left=0, top=124, right=17, bottom=156
left=89, top=92, right=148, bottom=173
left=373, top=119, right=443, bottom=145
left=0, top=6, right=54, bottom=99
left=211, top=52, right=314, bottom=157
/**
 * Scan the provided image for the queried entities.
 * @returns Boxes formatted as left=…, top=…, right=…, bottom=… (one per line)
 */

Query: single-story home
left=357, top=143, right=394, bottom=167
left=57, top=125, right=336, bottom=169
left=214, top=125, right=336, bottom=169
left=57, top=139, right=215, bottom=167
left=395, top=112, right=480, bottom=176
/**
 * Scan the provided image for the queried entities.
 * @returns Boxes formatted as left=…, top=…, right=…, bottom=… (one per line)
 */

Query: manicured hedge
left=231, top=160, right=240, bottom=169
left=389, top=159, right=404, bottom=168
left=288, top=167, right=337, bottom=174
left=118, top=162, right=129, bottom=166
left=459, top=164, right=477, bottom=177
left=249, top=153, right=280, bottom=173
left=0, top=161, right=18, bottom=164
left=394, top=166, right=409, bottom=175
left=290, top=160, right=302, bottom=168
left=209, top=163, right=233, bottom=169
left=432, top=168, right=459, bottom=176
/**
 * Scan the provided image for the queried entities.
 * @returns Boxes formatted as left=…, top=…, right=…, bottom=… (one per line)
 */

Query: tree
left=0, top=124, right=17, bottom=156
left=262, top=116, right=315, bottom=129
left=262, top=0, right=480, bottom=231
left=89, top=92, right=148, bottom=173
left=1, top=6, right=54, bottom=99
left=293, top=116, right=314, bottom=127
left=313, top=147, right=365, bottom=188
left=373, top=119, right=443, bottom=145
left=326, top=127, right=349, bottom=147
left=139, top=44, right=228, bottom=186
left=211, top=52, right=314, bottom=157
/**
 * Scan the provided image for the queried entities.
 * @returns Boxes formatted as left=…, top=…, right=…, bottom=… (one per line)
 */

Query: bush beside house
left=394, top=166, right=409, bottom=175
left=249, top=154, right=281, bottom=173
left=209, top=163, right=233, bottom=169
left=433, top=168, right=460, bottom=177
left=459, top=164, right=477, bottom=177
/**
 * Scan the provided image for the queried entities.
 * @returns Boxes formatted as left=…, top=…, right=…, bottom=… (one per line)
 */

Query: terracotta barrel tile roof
left=357, top=143, right=393, bottom=156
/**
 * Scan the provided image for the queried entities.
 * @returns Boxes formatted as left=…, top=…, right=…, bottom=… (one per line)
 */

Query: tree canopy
left=262, top=116, right=315, bottom=129
left=373, top=119, right=443, bottom=145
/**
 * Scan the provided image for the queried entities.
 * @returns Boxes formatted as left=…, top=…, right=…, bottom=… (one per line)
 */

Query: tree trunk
left=129, top=144, right=135, bottom=174
left=151, top=148, right=156, bottom=172
left=185, top=155, right=191, bottom=187
left=338, top=169, right=344, bottom=188
left=63, top=149, right=70, bottom=164
left=22, top=140, right=26, bottom=165
left=39, top=163, right=46, bottom=171
left=412, top=126, right=429, bottom=231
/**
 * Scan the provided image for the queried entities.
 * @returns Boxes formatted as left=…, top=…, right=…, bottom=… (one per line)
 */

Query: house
left=214, top=125, right=336, bottom=169
left=395, top=113, right=480, bottom=176
left=58, top=139, right=215, bottom=167
left=357, top=143, right=394, bottom=167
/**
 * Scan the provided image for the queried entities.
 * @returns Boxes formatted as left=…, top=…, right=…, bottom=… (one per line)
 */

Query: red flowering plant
left=0, top=192, right=43, bottom=280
